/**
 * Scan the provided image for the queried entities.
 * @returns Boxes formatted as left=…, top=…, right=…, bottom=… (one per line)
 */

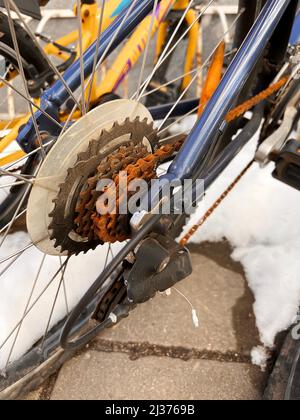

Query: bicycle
left=0, top=0, right=299, bottom=400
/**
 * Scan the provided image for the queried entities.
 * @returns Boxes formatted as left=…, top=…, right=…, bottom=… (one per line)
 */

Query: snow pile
left=177, top=120, right=300, bottom=349
left=251, top=346, right=270, bottom=371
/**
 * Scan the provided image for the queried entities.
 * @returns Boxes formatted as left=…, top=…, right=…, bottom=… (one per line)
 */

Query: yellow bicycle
left=0, top=0, right=201, bottom=167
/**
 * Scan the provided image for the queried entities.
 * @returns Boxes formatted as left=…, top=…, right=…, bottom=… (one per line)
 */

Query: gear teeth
left=49, top=116, right=159, bottom=253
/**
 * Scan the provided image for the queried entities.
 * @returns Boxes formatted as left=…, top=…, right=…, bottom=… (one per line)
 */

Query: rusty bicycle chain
left=180, top=160, right=255, bottom=246
left=92, top=137, right=184, bottom=243
left=76, top=78, right=287, bottom=245
left=74, top=142, right=150, bottom=242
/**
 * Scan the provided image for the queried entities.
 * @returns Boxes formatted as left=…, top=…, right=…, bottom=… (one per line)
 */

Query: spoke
left=0, top=247, right=25, bottom=278
left=0, top=259, right=69, bottom=353
left=141, top=48, right=237, bottom=99
left=86, top=0, right=106, bottom=110
left=40, top=257, right=69, bottom=350
left=134, top=0, right=196, bottom=99
left=0, top=69, right=13, bottom=109
left=0, top=168, right=34, bottom=185
left=4, top=0, right=46, bottom=159
left=157, top=10, right=244, bottom=131
left=104, top=245, right=111, bottom=269
left=0, top=208, right=26, bottom=235
left=52, top=0, right=140, bottom=139
left=0, top=242, right=33, bottom=265
left=109, top=245, right=115, bottom=259
left=82, top=0, right=140, bottom=105
left=134, top=0, right=212, bottom=100
left=60, top=256, right=69, bottom=316
left=135, top=0, right=159, bottom=99
left=4, top=254, right=46, bottom=369
left=159, top=104, right=199, bottom=136
left=4, top=139, right=55, bottom=171
left=0, top=182, right=32, bottom=248
left=0, top=77, right=63, bottom=129
left=0, top=119, right=14, bottom=135
left=0, top=180, right=26, bottom=189
left=9, top=0, right=81, bottom=111
left=0, top=155, right=45, bottom=246
left=77, top=0, right=87, bottom=116
left=55, top=102, right=78, bottom=143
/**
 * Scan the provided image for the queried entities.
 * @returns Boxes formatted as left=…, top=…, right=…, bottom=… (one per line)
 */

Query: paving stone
left=101, top=253, right=259, bottom=355
left=51, top=351, right=266, bottom=400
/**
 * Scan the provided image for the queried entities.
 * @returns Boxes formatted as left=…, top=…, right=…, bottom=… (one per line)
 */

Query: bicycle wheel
left=0, top=0, right=292, bottom=400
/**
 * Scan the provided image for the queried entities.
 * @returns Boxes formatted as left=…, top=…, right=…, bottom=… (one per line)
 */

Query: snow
left=251, top=346, right=270, bottom=371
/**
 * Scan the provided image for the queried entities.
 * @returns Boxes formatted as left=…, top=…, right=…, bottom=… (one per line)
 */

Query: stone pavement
left=26, top=242, right=267, bottom=400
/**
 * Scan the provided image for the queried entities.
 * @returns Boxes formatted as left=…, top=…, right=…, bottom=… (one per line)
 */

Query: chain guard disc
left=49, top=118, right=158, bottom=255
left=26, top=100, right=154, bottom=256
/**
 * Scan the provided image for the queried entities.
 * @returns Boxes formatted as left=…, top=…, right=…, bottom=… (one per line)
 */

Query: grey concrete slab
left=51, top=351, right=265, bottom=400
left=100, top=253, right=260, bottom=355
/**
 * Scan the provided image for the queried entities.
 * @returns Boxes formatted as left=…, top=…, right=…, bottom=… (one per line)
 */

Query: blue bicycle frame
left=16, top=0, right=296, bottom=189
left=290, top=10, right=300, bottom=45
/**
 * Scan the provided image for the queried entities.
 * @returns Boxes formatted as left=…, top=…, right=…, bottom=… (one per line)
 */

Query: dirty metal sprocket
left=48, top=118, right=159, bottom=255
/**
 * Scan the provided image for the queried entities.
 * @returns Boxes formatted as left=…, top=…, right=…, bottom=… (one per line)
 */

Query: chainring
left=48, top=118, right=158, bottom=255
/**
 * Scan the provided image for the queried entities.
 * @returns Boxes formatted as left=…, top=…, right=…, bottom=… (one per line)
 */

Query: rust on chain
left=74, top=143, right=151, bottom=241
left=75, top=77, right=287, bottom=245
left=226, top=77, right=288, bottom=122
left=92, top=137, right=185, bottom=243
left=180, top=159, right=255, bottom=247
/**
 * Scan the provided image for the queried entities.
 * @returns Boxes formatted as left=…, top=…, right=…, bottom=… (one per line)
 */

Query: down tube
left=165, top=0, right=292, bottom=183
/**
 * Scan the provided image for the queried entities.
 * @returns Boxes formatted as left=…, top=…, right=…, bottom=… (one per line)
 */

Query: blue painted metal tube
left=290, top=11, right=300, bottom=45
left=45, top=0, right=156, bottom=106
left=165, top=0, right=292, bottom=182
